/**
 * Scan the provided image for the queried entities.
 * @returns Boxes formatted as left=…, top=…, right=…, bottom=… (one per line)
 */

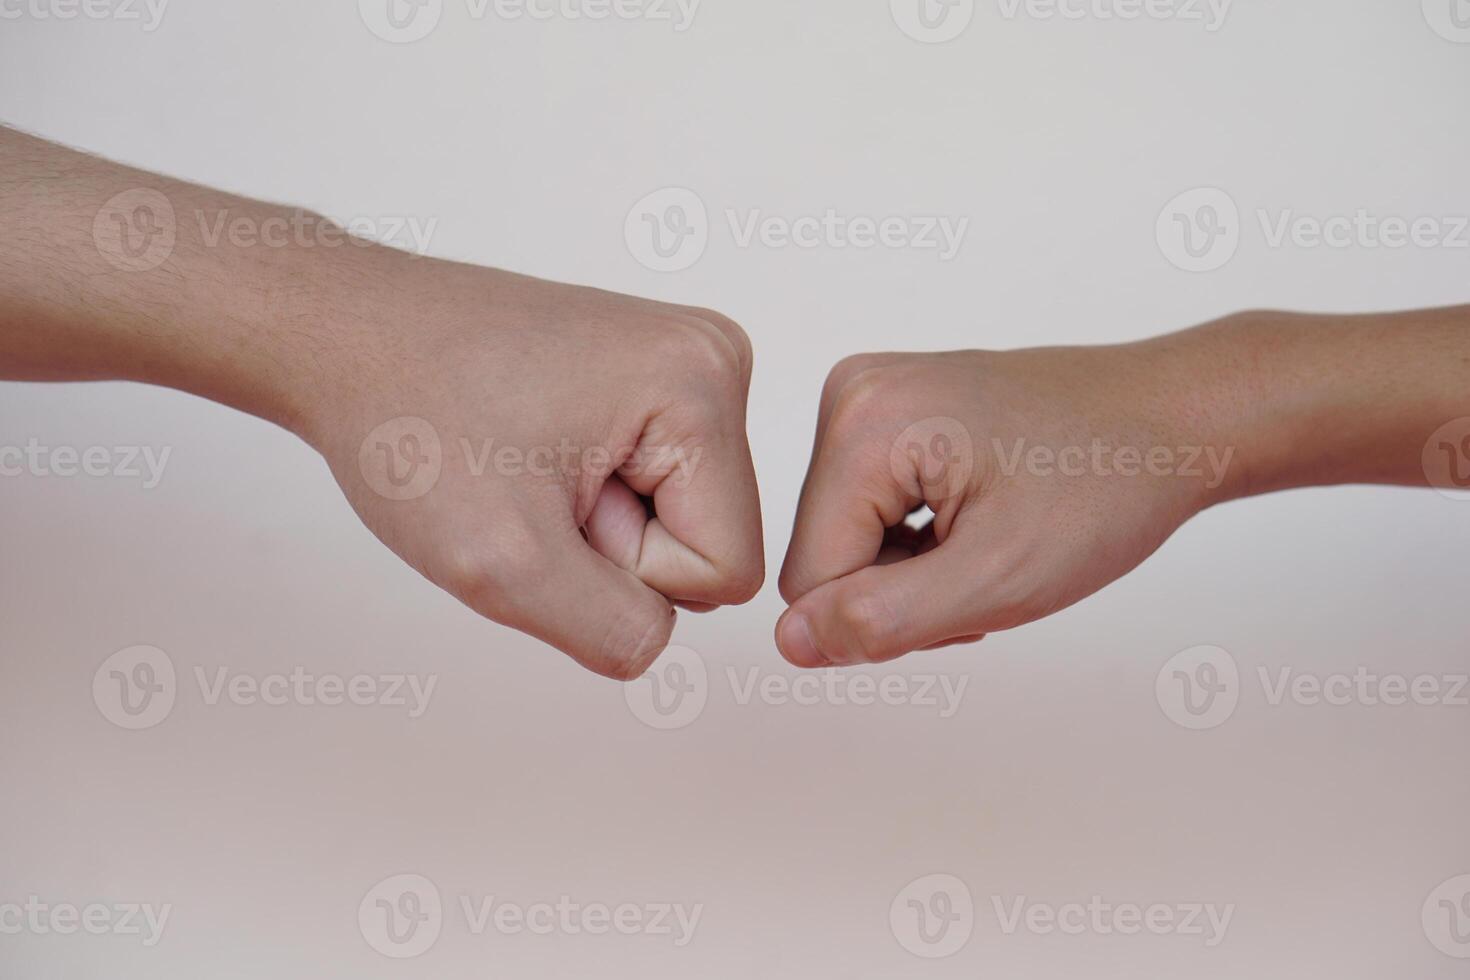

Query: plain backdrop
left=2, top=1, right=1468, bottom=977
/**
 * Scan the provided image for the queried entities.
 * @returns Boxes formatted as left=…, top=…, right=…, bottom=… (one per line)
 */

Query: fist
left=299, top=254, right=764, bottom=680
left=777, top=345, right=1231, bottom=667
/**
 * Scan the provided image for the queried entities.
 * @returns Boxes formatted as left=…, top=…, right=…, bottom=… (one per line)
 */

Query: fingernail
left=782, top=613, right=829, bottom=668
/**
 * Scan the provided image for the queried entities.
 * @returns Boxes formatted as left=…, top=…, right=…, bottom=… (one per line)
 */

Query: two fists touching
left=309, top=257, right=1223, bottom=680
left=3, top=126, right=1222, bottom=683
left=4, top=128, right=1463, bottom=682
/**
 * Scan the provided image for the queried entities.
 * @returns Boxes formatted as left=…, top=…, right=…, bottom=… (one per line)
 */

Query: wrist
left=146, top=236, right=340, bottom=439
left=1137, top=309, right=1372, bottom=510
left=138, top=219, right=414, bottom=447
left=1120, top=312, right=1282, bottom=513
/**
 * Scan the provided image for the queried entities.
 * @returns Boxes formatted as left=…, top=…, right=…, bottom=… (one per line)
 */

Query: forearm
left=0, top=125, right=374, bottom=432
left=1147, top=307, right=1470, bottom=504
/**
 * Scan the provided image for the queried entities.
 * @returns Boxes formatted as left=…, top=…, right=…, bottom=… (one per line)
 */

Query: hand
left=0, top=125, right=762, bottom=680
left=775, top=340, right=1233, bottom=667
left=4, top=129, right=1463, bottom=678
left=294, top=253, right=764, bottom=680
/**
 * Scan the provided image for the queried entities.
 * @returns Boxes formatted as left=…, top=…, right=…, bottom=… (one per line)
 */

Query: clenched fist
left=776, top=307, right=1470, bottom=668
left=5, top=129, right=1466, bottom=680
left=776, top=336, right=1240, bottom=668
left=0, top=125, right=764, bottom=681
left=300, top=257, right=765, bottom=680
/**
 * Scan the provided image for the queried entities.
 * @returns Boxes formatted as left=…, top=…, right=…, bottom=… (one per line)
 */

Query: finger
left=469, top=521, right=677, bottom=682
left=613, top=411, right=765, bottom=606
left=779, top=381, right=973, bottom=604
left=584, top=474, right=651, bottom=571
left=584, top=462, right=761, bottom=607
left=777, top=356, right=936, bottom=603
left=777, top=417, right=916, bottom=605
left=775, top=528, right=994, bottom=668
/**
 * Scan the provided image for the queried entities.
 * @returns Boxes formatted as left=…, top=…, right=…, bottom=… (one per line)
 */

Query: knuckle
left=687, top=307, right=753, bottom=366
left=713, top=556, right=765, bottom=605
left=663, top=314, right=747, bottom=387
left=822, top=353, right=887, bottom=404
left=436, top=527, right=543, bottom=624
left=828, top=363, right=900, bottom=430
left=831, top=587, right=899, bottom=663
left=597, top=602, right=673, bottom=682
left=969, top=559, right=1049, bottom=633
left=440, top=554, right=513, bottom=622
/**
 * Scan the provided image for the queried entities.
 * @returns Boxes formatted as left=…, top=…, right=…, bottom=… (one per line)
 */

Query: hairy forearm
left=5, top=126, right=1468, bottom=505
left=1146, top=307, right=1470, bottom=504
left=0, top=125, right=384, bottom=432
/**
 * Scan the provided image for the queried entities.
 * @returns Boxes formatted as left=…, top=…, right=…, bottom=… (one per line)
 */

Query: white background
left=2, top=1, right=1468, bottom=976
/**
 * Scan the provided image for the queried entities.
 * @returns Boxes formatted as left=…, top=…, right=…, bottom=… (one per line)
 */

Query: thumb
left=774, top=528, right=998, bottom=668
left=502, top=524, right=677, bottom=681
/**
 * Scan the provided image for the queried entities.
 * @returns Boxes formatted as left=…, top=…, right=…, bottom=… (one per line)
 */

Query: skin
left=0, top=126, right=763, bottom=680
left=3, top=126, right=1466, bottom=678
left=776, top=310, right=1470, bottom=667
